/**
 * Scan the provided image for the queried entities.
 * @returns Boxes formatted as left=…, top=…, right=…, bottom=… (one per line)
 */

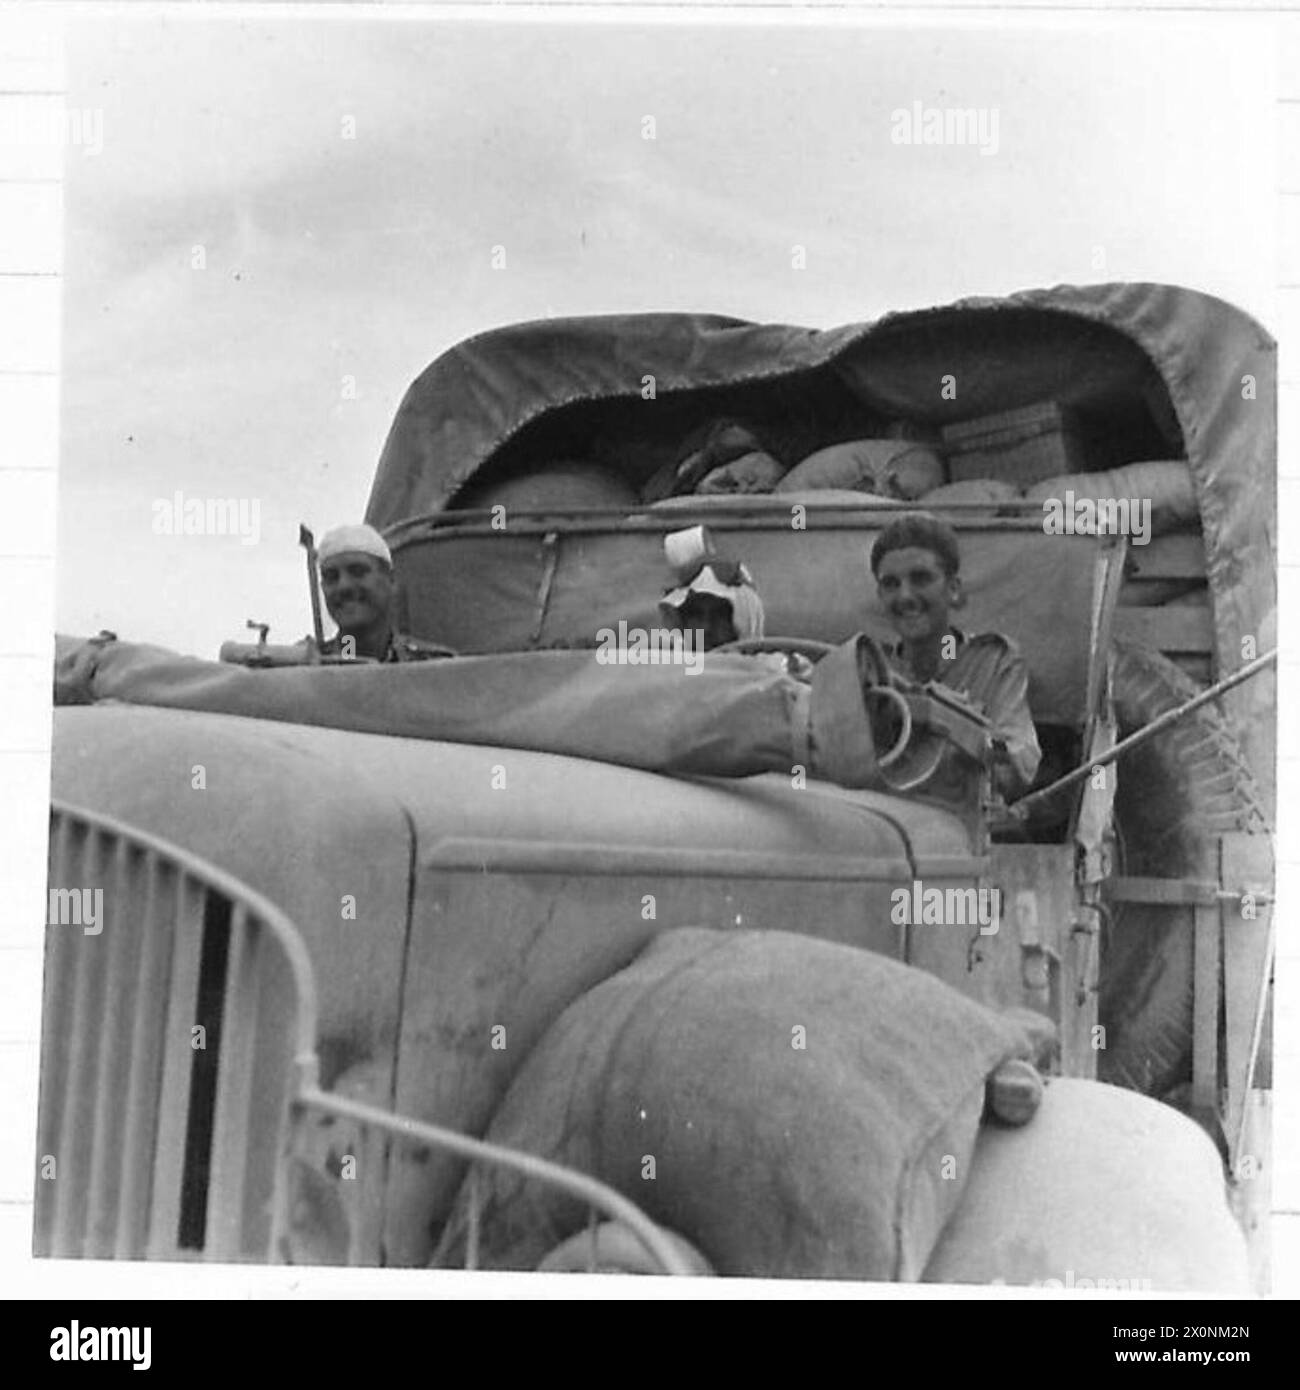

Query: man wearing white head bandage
left=313, top=523, right=454, bottom=663
left=658, top=527, right=766, bottom=651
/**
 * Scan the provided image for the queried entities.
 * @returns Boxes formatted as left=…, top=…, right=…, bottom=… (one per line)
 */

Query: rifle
left=219, top=524, right=356, bottom=667
left=299, top=523, right=325, bottom=656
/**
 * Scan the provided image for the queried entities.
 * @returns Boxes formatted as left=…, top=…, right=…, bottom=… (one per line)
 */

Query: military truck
left=39, top=282, right=1274, bottom=1284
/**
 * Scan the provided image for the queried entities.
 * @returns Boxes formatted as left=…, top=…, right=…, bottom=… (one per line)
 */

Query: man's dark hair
left=870, top=511, right=961, bottom=578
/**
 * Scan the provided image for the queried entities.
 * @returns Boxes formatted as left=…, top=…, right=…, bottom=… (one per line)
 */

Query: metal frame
left=1104, top=833, right=1275, bottom=1165
left=39, top=801, right=695, bottom=1275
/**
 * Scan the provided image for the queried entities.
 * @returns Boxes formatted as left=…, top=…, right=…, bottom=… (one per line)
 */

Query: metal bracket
left=1103, top=876, right=1272, bottom=909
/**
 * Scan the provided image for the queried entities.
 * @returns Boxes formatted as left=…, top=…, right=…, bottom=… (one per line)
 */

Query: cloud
left=57, top=13, right=1274, bottom=657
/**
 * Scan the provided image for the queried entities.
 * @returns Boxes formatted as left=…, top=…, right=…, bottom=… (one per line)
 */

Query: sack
left=776, top=440, right=945, bottom=499
left=433, top=927, right=1035, bottom=1279
left=1027, top=461, right=1197, bottom=537
left=696, top=450, right=787, bottom=495
left=922, top=1078, right=1250, bottom=1291
left=921, top=478, right=1023, bottom=516
left=924, top=478, right=1022, bottom=503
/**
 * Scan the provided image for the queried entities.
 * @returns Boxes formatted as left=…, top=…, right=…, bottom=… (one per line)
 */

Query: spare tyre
left=1099, top=638, right=1270, bottom=1099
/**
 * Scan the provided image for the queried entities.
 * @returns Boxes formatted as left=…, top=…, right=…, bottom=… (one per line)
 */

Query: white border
left=1, top=0, right=1294, bottom=1302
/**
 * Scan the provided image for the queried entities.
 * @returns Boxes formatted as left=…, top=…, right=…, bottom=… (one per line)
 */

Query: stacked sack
left=651, top=420, right=1207, bottom=616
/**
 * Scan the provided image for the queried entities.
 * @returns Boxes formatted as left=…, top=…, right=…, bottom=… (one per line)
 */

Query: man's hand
left=989, top=736, right=1028, bottom=801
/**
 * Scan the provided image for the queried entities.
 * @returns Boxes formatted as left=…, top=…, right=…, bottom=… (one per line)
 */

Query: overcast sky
left=57, top=9, right=1277, bottom=656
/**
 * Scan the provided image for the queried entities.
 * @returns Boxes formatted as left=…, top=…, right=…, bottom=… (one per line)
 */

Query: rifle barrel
left=299, top=524, right=325, bottom=650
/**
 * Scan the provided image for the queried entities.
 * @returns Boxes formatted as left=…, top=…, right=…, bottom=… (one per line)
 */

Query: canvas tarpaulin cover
left=391, top=517, right=1109, bottom=729
left=368, top=283, right=1275, bottom=804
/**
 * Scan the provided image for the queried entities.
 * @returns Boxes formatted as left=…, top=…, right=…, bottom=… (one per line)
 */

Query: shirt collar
left=886, top=626, right=966, bottom=676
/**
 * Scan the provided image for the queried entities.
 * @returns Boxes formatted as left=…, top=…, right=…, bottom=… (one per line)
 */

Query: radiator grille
left=36, top=804, right=316, bottom=1262
left=37, top=803, right=696, bottom=1275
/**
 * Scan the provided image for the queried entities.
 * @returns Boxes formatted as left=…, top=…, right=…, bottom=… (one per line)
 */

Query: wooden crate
left=942, top=400, right=1086, bottom=491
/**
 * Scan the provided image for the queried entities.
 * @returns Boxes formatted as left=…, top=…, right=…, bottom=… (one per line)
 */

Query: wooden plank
left=1104, top=876, right=1222, bottom=907
left=1123, top=532, right=1206, bottom=581
left=1192, top=902, right=1221, bottom=1116
left=1121, top=580, right=1205, bottom=610
left=1221, top=834, right=1274, bottom=1167
left=1113, top=604, right=1214, bottom=655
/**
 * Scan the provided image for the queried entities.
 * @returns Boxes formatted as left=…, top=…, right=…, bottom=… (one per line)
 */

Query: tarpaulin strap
left=808, top=637, right=883, bottom=789
left=530, top=532, right=561, bottom=644
left=53, top=630, right=118, bottom=705
left=790, top=679, right=812, bottom=776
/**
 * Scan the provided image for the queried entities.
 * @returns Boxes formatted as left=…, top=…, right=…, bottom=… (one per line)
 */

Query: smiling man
left=315, top=524, right=451, bottom=663
left=870, top=512, right=1040, bottom=801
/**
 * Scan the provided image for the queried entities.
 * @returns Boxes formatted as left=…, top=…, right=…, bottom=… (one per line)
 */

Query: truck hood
left=51, top=704, right=971, bottom=893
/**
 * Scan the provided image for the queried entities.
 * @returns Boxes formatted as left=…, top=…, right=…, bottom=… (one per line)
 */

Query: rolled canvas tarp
left=52, top=633, right=888, bottom=791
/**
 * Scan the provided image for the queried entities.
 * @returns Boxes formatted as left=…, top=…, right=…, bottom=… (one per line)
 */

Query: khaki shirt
left=316, top=633, right=454, bottom=663
left=883, top=628, right=1042, bottom=798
